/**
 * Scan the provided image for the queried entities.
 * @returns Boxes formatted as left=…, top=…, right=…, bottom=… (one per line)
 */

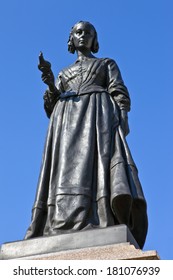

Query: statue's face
left=72, top=22, right=95, bottom=52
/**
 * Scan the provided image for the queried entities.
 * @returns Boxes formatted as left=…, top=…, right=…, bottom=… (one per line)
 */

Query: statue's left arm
left=106, top=59, right=131, bottom=136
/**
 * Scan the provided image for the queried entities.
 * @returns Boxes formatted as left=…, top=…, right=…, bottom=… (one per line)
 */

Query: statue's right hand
left=41, top=71, right=55, bottom=86
left=38, top=52, right=55, bottom=91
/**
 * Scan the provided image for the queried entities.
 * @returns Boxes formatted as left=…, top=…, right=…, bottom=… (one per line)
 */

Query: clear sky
left=0, top=0, right=172, bottom=260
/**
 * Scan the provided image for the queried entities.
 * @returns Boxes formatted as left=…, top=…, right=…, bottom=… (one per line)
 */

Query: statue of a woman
left=25, top=21, right=148, bottom=249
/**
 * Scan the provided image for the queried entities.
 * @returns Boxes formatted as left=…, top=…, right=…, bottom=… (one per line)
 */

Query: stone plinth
left=22, top=243, right=159, bottom=260
left=0, top=225, right=159, bottom=260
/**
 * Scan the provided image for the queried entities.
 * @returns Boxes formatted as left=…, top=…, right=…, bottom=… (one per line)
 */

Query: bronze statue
left=25, top=21, right=148, bottom=249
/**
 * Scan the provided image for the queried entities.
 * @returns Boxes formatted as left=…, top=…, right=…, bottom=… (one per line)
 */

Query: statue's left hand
left=120, top=109, right=130, bottom=136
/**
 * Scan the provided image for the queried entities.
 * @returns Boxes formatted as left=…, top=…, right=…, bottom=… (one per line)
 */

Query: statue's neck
left=76, top=50, right=95, bottom=61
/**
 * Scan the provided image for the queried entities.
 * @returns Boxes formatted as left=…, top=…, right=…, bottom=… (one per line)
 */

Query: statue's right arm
left=38, top=52, right=61, bottom=117
left=43, top=87, right=59, bottom=118
left=43, top=72, right=64, bottom=118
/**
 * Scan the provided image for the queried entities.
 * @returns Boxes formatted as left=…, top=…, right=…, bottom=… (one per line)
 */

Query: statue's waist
left=60, top=86, right=108, bottom=98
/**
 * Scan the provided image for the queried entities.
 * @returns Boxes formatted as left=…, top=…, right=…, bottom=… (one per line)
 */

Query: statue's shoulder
left=102, top=57, right=118, bottom=65
left=59, top=62, right=78, bottom=76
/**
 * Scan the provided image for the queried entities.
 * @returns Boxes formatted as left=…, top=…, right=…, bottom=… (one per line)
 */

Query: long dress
left=25, top=57, right=148, bottom=249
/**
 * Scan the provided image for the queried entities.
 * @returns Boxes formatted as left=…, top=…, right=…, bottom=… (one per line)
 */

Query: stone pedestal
left=0, top=225, right=159, bottom=260
left=23, top=243, right=159, bottom=260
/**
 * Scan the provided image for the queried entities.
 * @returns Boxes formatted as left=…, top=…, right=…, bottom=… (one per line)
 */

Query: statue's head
left=68, top=21, right=99, bottom=54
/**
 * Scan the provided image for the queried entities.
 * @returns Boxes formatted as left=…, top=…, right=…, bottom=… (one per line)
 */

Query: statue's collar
left=75, top=55, right=96, bottom=63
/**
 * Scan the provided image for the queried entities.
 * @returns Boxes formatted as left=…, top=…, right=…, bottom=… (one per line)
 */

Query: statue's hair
left=68, top=21, right=99, bottom=54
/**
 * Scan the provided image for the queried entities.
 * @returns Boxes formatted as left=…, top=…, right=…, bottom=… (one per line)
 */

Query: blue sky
left=0, top=0, right=173, bottom=260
